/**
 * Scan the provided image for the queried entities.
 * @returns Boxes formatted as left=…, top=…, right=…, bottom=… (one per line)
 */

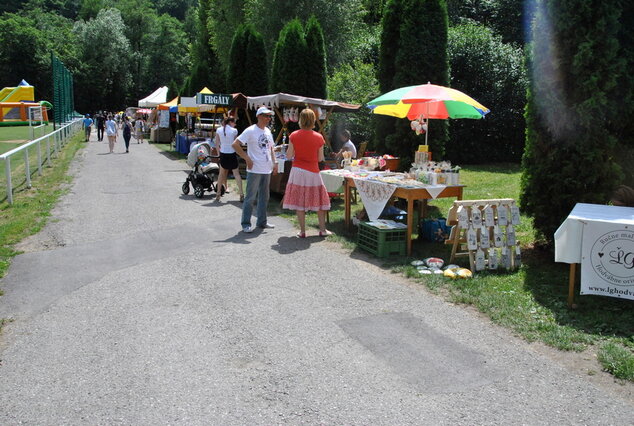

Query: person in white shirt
left=105, top=114, right=118, bottom=153
left=214, top=116, right=244, bottom=202
left=232, top=107, right=278, bottom=233
left=335, top=129, right=357, bottom=160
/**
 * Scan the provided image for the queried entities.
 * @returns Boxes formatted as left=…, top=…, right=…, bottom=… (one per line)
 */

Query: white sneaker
left=242, top=226, right=254, bottom=233
left=258, top=223, right=275, bottom=229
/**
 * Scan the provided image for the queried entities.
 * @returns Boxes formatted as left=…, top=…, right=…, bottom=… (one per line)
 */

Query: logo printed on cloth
left=590, top=229, right=634, bottom=285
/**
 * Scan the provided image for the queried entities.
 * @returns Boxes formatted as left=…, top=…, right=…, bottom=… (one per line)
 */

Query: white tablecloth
left=554, top=203, right=634, bottom=264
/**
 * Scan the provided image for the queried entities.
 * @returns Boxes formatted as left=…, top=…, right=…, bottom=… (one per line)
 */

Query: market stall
left=320, top=168, right=464, bottom=256
left=246, top=93, right=361, bottom=148
left=138, top=86, right=168, bottom=108
left=246, top=93, right=360, bottom=193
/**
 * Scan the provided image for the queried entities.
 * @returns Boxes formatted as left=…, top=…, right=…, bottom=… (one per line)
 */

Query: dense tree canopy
left=520, top=0, right=623, bottom=245
left=73, top=8, right=132, bottom=111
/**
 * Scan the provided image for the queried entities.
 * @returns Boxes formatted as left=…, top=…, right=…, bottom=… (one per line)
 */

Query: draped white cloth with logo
left=354, top=178, right=397, bottom=221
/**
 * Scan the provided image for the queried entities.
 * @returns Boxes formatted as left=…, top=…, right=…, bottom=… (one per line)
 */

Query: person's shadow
left=271, top=235, right=314, bottom=254
left=213, top=228, right=262, bottom=245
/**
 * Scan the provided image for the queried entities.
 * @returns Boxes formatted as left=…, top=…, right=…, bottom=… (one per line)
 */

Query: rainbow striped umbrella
left=367, top=83, right=490, bottom=120
left=367, top=83, right=489, bottom=145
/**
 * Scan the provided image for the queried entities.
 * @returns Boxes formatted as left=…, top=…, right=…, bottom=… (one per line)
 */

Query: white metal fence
left=1, top=119, right=82, bottom=204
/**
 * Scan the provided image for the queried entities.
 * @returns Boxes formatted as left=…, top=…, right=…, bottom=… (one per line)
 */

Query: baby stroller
left=181, top=141, right=225, bottom=198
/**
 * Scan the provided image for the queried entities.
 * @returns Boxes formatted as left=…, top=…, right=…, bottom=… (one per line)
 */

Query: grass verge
left=0, top=132, right=84, bottom=279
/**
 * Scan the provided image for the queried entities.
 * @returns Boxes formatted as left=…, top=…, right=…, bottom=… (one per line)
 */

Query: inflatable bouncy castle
left=0, top=80, right=50, bottom=126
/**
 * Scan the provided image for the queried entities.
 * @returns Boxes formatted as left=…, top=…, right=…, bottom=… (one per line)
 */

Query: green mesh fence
left=51, top=53, right=74, bottom=125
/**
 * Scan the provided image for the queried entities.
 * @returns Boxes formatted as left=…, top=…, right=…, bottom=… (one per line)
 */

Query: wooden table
left=343, top=177, right=464, bottom=256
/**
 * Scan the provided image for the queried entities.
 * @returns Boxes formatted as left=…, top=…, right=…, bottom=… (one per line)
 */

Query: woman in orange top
left=282, top=108, right=331, bottom=238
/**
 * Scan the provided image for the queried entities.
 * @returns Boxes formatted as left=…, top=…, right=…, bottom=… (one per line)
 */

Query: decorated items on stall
left=409, top=160, right=460, bottom=186
left=411, top=258, right=473, bottom=278
left=246, top=93, right=361, bottom=148
left=445, top=199, right=522, bottom=273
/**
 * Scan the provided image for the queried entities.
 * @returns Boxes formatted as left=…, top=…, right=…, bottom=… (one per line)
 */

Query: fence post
left=37, top=140, right=42, bottom=176
left=5, top=157, right=13, bottom=205
left=46, top=135, right=51, bottom=167
left=24, top=148, right=31, bottom=188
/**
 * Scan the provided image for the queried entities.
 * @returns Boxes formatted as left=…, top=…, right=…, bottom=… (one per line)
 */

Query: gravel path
left=1, top=129, right=632, bottom=425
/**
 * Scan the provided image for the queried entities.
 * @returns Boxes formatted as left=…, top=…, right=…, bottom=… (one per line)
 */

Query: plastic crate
left=357, top=222, right=406, bottom=257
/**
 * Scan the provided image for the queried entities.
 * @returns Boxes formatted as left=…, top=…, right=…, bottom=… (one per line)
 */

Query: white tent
left=138, top=86, right=168, bottom=108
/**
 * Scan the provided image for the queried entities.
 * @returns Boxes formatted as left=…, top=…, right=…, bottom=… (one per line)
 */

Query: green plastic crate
left=357, top=222, right=406, bottom=257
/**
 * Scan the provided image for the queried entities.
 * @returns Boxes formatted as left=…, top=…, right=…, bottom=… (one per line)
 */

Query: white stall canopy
left=138, top=86, right=169, bottom=108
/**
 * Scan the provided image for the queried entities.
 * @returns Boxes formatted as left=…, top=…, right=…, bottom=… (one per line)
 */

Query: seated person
left=610, top=185, right=634, bottom=207
left=334, top=130, right=357, bottom=160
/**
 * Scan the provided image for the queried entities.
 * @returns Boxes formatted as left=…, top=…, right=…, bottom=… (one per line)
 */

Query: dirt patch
left=0, top=140, right=27, bottom=144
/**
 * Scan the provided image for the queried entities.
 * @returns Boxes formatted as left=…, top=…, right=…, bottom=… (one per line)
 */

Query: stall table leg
left=568, top=263, right=578, bottom=308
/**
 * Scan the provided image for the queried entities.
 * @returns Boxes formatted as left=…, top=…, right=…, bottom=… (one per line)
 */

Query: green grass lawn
left=0, top=124, right=54, bottom=142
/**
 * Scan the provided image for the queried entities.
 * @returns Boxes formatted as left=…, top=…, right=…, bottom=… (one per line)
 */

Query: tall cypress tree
left=520, top=0, right=623, bottom=245
left=270, top=19, right=308, bottom=95
left=243, top=26, right=268, bottom=96
left=613, top=2, right=634, bottom=185
left=375, top=0, right=404, bottom=152
left=385, top=0, right=450, bottom=164
left=304, top=15, right=327, bottom=99
left=227, top=24, right=248, bottom=92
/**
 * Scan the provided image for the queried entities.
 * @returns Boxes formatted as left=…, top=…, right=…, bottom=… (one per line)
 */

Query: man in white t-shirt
left=232, top=106, right=278, bottom=233
left=335, top=129, right=357, bottom=160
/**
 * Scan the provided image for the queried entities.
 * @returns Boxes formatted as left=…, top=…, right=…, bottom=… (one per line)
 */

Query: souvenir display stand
left=322, top=169, right=465, bottom=256
left=445, top=199, right=521, bottom=273
left=246, top=93, right=361, bottom=149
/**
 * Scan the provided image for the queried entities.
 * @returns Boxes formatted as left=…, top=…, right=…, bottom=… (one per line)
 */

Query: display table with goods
left=554, top=203, right=634, bottom=307
left=320, top=168, right=465, bottom=256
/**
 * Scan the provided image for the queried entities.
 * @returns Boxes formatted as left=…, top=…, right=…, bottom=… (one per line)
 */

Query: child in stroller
left=181, top=141, right=225, bottom=198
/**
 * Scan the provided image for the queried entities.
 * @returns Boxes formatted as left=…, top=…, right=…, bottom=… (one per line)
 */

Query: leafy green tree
left=270, top=19, right=307, bottom=95
left=245, top=0, right=368, bottom=70
left=362, top=0, right=386, bottom=25
left=0, top=0, right=30, bottom=14
left=155, top=0, right=198, bottom=21
left=0, top=14, right=50, bottom=96
left=446, top=22, right=526, bottom=163
left=143, top=14, right=190, bottom=94
left=188, top=0, right=224, bottom=93
left=304, top=16, right=327, bottom=99
left=327, top=60, right=380, bottom=147
left=78, top=0, right=104, bottom=20
left=114, top=0, right=158, bottom=100
left=73, top=8, right=132, bottom=111
left=520, top=0, right=623, bottom=246
left=207, top=0, right=246, bottom=70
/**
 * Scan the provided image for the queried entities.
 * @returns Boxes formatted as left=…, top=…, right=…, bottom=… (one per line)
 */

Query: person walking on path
left=232, top=107, right=278, bottom=233
left=105, top=114, right=118, bottom=153
left=96, top=112, right=106, bottom=141
left=82, top=114, right=93, bottom=142
left=135, top=117, right=145, bottom=144
left=282, top=108, right=331, bottom=238
left=121, top=115, right=132, bottom=153
left=215, top=117, right=244, bottom=202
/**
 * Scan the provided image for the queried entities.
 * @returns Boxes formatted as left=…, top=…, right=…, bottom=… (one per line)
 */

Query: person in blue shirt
left=83, top=114, right=93, bottom=142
